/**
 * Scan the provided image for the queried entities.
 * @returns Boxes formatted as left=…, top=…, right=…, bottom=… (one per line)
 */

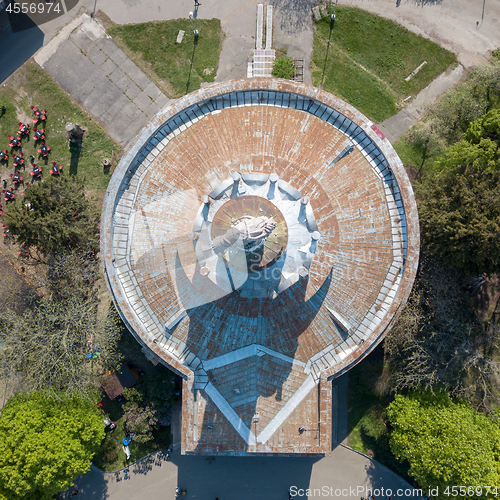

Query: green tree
left=3, top=175, right=100, bottom=254
left=123, top=402, right=158, bottom=444
left=272, top=56, right=295, bottom=79
left=430, top=60, right=500, bottom=145
left=0, top=391, right=105, bottom=500
left=44, top=250, right=101, bottom=302
left=417, top=111, right=500, bottom=275
left=387, top=390, right=500, bottom=499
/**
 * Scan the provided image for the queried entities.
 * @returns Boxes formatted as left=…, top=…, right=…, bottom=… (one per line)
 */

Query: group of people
left=0, top=105, right=62, bottom=205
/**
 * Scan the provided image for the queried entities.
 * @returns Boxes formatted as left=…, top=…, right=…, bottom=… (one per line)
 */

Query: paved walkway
left=62, top=444, right=420, bottom=500
left=34, top=14, right=170, bottom=146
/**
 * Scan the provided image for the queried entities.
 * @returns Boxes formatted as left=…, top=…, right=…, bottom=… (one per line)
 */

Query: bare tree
left=0, top=297, right=122, bottom=396
left=385, top=257, right=500, bottom=414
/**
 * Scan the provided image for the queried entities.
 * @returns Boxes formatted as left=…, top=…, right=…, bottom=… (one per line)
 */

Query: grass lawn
left=312, top=6, right=457, bottom=122
left=392, top=133, right=444, bottom=178
left=0, top=61, right=121, bottom=192
left=104, top=17, right=223, bottom=98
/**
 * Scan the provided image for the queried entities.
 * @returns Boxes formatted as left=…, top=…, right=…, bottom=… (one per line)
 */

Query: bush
left=272, top=56, right=295, bottom=79
left=430, top=61, right=500, bottom=144
left=101, top=436, right=119, bottom=463
left=4, top=175, right=100, bottom=254
left=359, top=407, right=388, bottom=440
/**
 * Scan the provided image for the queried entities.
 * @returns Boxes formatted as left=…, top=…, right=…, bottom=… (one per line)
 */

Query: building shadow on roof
left=177, top=260, right=333, bottom=454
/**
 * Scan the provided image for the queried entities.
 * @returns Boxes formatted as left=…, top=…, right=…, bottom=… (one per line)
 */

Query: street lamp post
left=321, top=0, right=338, bottom=88
left=188, top=12, right=199, bottom=41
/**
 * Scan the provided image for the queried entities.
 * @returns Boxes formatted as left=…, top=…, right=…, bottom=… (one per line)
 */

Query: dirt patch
left=404, top=165, right=420, bottom=185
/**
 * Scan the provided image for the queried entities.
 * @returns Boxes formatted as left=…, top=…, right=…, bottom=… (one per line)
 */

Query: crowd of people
left=0, top=105, right=56, bottom=204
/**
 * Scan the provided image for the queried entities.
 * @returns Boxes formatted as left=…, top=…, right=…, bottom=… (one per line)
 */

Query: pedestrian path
left=34, top=14, right=170, bottom=147
left=378, top=64, right=464, bottom=143
left=247, top=4, right=275, bottom=78
left=63, top=443, right=421, bottom=500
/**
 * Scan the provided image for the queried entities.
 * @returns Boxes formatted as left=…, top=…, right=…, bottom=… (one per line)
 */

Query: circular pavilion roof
left=101, top=78, right=419, bottom=453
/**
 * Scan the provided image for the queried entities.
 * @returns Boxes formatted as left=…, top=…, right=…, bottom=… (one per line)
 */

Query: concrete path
left=5, top=0, right=499, bottom=142
left=343, top=0, right=500, bottom=141
left=2, top=0, right=497, bottom=497
left=34, top=14, right=170, bottom=146
left=62, top=444, right=420, bottom=500
left=378, top=63, right=464, bottom=143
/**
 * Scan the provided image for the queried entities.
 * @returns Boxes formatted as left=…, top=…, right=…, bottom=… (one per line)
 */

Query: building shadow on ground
left=0, top=9, right=44, bottom=84
left=60, top=465, right=110, bottom=499
left=172, top=451, right=320, bottom=500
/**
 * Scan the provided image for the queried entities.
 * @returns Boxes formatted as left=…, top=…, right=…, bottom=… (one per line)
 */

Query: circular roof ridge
left=101, top=78, right=420, bottom=382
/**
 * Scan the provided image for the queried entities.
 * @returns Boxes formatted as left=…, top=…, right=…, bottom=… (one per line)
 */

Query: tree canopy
left=0, top=391, right=104, bottom=500
left=0, top=297, right=122, bottom=395
left=3, top=175, right=100, bottom=254
left=387, top=390, right=500, bottom=499
left=417, top=109, right=500, bottom=275
left=122, top=364, right=176, bottom=426
left=385, top=257, right=500, bottom=412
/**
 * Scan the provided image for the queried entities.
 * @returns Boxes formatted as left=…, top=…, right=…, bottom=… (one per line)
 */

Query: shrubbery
left=272, top=56, right=295, bottom=79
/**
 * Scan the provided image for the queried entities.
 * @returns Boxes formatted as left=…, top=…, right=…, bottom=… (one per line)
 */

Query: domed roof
left=101, top=78, right=419, bottom=455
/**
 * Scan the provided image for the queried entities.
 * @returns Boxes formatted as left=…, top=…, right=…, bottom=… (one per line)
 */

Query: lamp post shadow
left=320, top=5, right=337, bottom=89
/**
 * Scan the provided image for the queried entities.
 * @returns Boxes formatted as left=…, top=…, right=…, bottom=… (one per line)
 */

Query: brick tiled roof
left=101, top=78, right=419, bottom=455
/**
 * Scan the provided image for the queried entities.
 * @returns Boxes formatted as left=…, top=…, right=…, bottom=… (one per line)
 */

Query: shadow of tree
left=364, top=453, right=424, bottom=499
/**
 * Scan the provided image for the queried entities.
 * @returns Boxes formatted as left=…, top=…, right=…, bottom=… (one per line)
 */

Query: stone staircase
left=247, top=4, right=275, bottom=77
